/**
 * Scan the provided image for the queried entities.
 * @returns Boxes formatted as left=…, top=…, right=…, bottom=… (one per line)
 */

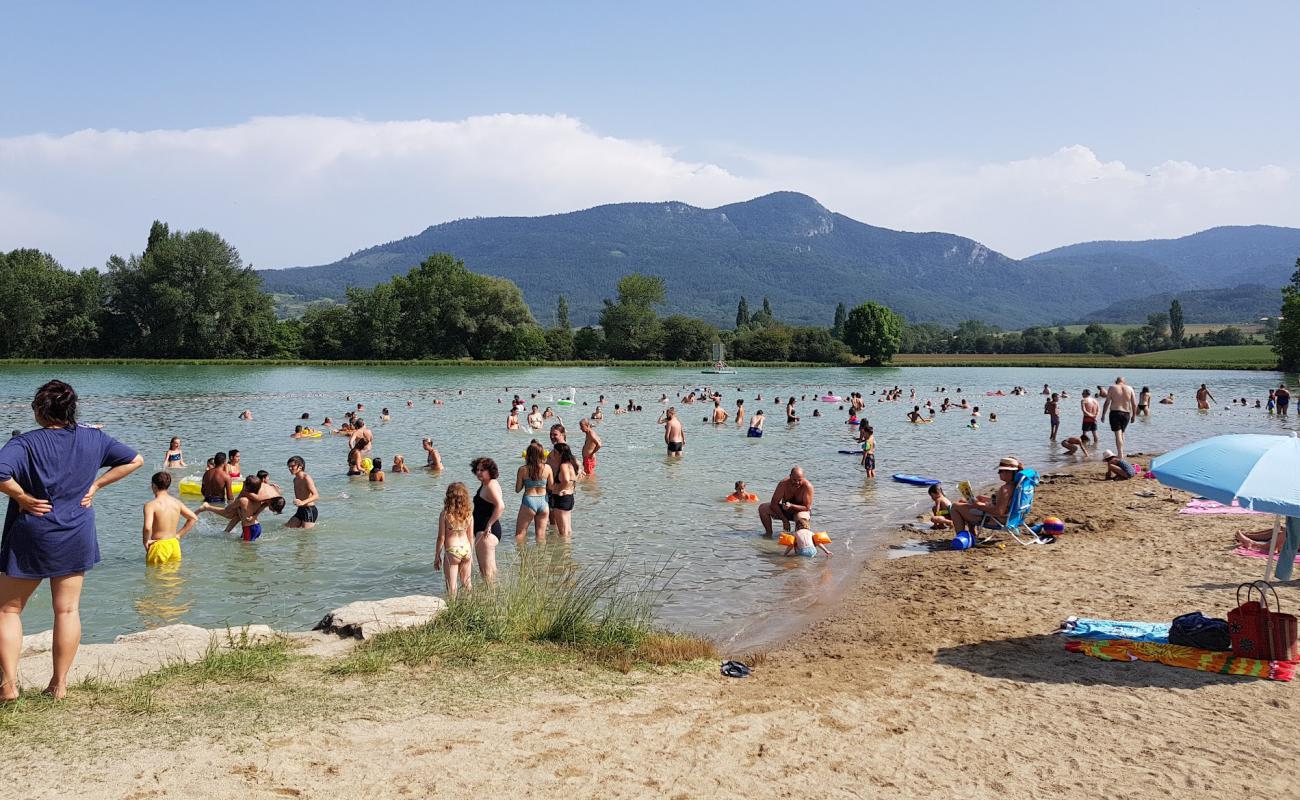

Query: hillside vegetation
left=259, top=193, right=1300, bottom=328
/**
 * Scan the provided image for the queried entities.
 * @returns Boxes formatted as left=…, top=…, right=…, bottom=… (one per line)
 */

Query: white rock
left=315, top=595, right=447, bottom=640
left=21, top=629, right=54, bottom=656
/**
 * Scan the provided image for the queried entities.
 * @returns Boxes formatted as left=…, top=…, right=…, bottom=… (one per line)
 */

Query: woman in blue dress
left=0, top=380, right=143, bottom=700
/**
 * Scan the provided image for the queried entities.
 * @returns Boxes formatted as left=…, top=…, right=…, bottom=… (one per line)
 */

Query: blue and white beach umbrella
left=1152, top=432, right=1300, bottom=579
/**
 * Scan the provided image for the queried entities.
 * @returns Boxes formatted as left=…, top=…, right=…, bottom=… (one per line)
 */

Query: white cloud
left=0, top=114, right=1296, bottom=269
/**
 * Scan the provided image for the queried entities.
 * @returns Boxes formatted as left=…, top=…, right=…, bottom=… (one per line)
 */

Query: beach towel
left=1235, top=547, right=1300, bottom=563
left=1057, top=617, right=1169, bottom=643
left=1065, top=638, right=1296, bottom=682
left=1179, top=499, right=1264, bottom=516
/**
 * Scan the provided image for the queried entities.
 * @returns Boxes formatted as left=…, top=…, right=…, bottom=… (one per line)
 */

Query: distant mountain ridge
left=259, top=193, right=1300, bottom=327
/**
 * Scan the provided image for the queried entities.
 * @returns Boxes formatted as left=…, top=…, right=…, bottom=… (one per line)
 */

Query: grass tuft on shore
left=0, top=632, right=292, bottom=736
left=332, top=551, right=716, bottom=676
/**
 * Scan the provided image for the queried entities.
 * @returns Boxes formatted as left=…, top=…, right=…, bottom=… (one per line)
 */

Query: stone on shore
left=314, top=595, right=447, bottom=640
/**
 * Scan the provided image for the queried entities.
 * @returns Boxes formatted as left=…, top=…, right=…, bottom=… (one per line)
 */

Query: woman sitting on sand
left=949, top=458, right=1020, bottom=532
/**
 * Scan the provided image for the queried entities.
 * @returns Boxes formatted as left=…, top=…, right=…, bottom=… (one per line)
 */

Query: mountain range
left=258, top=192, right=1300, bottom=328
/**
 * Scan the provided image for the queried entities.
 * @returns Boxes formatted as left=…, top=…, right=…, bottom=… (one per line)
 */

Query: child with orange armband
left=781, top=512, right=832, bottom=557
left=726, top=480, right=759, bottom=503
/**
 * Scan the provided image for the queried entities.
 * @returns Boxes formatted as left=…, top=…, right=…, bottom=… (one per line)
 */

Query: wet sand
left=14, top=460, right=1300, bottom=798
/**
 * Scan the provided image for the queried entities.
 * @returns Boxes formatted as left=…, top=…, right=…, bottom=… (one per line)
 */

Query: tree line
left=1, top=221, right=1291, bottom=366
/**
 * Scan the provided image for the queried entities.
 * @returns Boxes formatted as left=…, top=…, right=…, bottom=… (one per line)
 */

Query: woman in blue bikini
left=514, top=440, right=553, bottom=542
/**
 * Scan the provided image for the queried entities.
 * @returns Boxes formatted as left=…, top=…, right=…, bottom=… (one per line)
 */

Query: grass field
left=1047, top=323, right=1265, bottom=337
left=894, top=345, right=1279, bottom=370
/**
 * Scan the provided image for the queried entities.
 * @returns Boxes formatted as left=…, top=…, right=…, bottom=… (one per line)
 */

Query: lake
left=1, top=365, right=1292, bottom=648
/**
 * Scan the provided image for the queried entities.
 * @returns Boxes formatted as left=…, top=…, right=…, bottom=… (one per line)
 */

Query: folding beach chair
left=980, top=468, right=1048, bottom=545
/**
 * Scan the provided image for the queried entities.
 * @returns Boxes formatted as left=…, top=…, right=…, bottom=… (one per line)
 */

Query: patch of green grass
left=894, top=345, right=1278, bottom=370
left=333, top=551, right=716, bottom=676
left=1125, top=344, right=1277, bottom=367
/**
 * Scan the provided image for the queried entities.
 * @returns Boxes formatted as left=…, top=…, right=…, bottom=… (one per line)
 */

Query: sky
left=2, top=1, right=1298, bottom=269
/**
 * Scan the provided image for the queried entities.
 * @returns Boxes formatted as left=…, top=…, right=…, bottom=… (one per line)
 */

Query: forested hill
left=259, top=193, right=1299, bottom=327
left=1026, top=225, right=1300, bottom=289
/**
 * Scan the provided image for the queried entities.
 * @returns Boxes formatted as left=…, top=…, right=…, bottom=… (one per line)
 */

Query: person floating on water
left=142, top=471, right=197, bottom=565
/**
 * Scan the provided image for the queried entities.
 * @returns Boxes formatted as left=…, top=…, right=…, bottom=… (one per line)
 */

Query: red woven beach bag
left=1230, top=581, right=1299, bottom=660
left=1229, top=582, right=1272, bottom=658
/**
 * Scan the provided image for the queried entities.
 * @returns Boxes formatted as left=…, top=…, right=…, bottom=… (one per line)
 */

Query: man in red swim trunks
left=579, top=418, right=601, bottom=477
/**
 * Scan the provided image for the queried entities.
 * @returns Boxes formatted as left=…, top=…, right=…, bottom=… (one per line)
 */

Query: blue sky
left=2, top=2, right=1298, bottom=268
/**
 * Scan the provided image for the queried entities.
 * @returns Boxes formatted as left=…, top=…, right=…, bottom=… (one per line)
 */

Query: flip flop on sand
left=720, top=660, right=752, bottom=678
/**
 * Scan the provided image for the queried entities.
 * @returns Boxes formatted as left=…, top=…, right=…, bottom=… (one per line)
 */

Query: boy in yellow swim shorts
left=143, top=471, right=198, bottom=565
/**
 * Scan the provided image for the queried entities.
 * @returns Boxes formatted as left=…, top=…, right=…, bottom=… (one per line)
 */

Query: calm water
left=1, top=365, right=1293, bottom=647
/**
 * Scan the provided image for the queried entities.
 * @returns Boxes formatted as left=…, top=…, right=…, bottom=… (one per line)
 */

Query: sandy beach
left=9, top=459, right=1300, bottom=799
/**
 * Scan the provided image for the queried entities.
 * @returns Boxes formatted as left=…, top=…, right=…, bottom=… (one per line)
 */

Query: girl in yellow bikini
left=435, top=482, right=474, bottom=598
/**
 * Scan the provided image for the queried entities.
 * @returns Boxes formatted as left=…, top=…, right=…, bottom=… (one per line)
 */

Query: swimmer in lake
left=391, top=454, right=411, bottom=474
left=369, top=459, right=386, bottom=482
left=507, top=408, right=520, bottom=430
left=727, top=481, right=759, bottom=502
left=422, top=438, right=443, bottom=470
left=748, top=408, right=765, bottom=438
left=163, top=437, right=185, bottom=469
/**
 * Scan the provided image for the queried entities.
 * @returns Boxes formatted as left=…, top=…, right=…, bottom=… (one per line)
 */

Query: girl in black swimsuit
left=470, top=457, right=503, bottom=583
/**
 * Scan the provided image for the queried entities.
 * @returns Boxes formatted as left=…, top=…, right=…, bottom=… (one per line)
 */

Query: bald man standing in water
left=760, top=467, right=815, bottom=537
left=1101, top=376, right=1138, bottom=459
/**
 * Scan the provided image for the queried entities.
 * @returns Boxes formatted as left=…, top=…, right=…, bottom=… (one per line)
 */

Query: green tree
left=749, top=296, right=775, bottom=328
left=486, top=324, right=548, bottom=360
left=544, top=327, right=575, bottom=360
left=383, top=253, right=536, bottom=359
left=104, top=222, right=277, bottom=358
left=831, top=302, right=847, bottom=340
left=555, top=295, right=571, bottom=329
left=573, top=326, right=606, bottom=359
left=1146, top=312, right=1170, bottom=341
left=733, top=324, right=793, bottom=361
left=269, top=319, right=304, bottom=359
left=346, top=283, right=402, bottom=358
left=0, top=249, right=105, bottom=357
left=735, top=297, right=749, bottom=330
left=790, top=327, right=849, bottom=362
left=661, top=315, right=717, bottom=361
left=1274, top=259, right=1300, bottom=370
left=843, top=302, right=903, bottom=365
left=1169, top=299, right=1185, bottom=345
left=299, top=304, right=355, bottom=359
left=599, top=273, right=666, bottom=359
left=546, top=295, right=575, bottom=360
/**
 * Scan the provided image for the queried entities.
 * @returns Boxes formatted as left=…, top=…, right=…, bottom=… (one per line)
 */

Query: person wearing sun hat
left=1101, top=449, right=1136, bottom=481
left=949, top=456, right=1023, bottom=532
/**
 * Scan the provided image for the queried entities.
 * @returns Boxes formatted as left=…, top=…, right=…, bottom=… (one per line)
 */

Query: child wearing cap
left=1102, top=450, right=1136, bottom=480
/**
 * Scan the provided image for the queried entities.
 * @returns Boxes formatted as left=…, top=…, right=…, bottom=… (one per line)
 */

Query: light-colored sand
left=11, top=465, right=1300, bottom=798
